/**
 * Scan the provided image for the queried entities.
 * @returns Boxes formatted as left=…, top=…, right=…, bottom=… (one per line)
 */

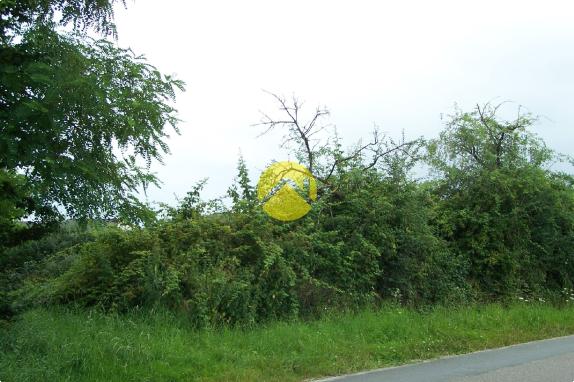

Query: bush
left=4, top=104, right=574, bottom=327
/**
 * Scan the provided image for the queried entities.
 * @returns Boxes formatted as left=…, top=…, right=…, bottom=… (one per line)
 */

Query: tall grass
left=1, top=303, right=574, bottom=382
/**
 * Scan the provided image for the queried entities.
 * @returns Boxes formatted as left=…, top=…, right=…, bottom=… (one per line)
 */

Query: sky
left=113, top=0, right=574, bottom=205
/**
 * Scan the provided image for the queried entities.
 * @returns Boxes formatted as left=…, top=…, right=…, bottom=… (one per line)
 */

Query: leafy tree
left=428, top=103, right=552, bottom=175
left=429, top=104, right=574, bottom=299
left=1, top=0, right=120, bottom=41
left=1, top=0, right=184, bottom=224
left=0, top=169, right=29, bottom=244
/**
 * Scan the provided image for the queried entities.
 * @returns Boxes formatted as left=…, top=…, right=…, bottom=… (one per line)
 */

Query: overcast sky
left=113, top=0, right=574, bottom=205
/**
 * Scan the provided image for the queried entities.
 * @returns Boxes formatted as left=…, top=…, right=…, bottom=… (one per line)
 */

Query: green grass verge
left=1, top=303, right=574, bottom=381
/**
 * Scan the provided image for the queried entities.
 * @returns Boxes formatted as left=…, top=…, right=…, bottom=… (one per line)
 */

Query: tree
left=1, top=0, right=185, bottom=224
left=256, top=92, right=422, bottom=195
left=427, top=103, right=552, bottom=175
left=0, top=169, right=29, bottom=244
left=428, top=103, right=574, bottom=299
left=1, top=0, right=120, bottom=41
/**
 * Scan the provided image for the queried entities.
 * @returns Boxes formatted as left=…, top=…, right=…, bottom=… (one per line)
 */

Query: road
left=315, top=335, right=574, bottom=382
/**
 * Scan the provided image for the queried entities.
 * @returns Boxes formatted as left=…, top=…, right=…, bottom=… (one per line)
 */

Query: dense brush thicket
left=1, top=104, right=574, bottom=327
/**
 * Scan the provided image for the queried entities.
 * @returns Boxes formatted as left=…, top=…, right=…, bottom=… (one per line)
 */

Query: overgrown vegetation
left=2, top=101, right=574, bottom=327
left=1, top=1, right=574, bottom=381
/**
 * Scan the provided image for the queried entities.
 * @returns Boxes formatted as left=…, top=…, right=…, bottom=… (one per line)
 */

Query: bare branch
left=256, top=91, right=330, bottom=174
left=257, top=92, right=419, bottom=195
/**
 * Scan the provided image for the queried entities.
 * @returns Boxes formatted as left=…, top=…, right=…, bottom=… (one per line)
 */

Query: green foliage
left=10, top=210, right=298, bottom=326
left=0, top=169, right=28, bottom=245
left=228, top=154, right=256, bottom=213
left=428, top=104, right=574, bottom=300
left=1, top=0, right=184, bottom=224
left=5, top=154, right=463, bottom=324
left=1, top=0, right=121, bottom=41
left=2, top=0, right=573, bottom=342
left=3, top=101, right=574, bottom=329
left=0, top=220, right=93, bottom=316
left=427, top=103, right=551, bottom=174
left=1, top=25, right=184, bottom=223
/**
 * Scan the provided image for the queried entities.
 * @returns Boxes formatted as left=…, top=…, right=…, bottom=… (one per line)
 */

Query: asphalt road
left=315, top=335, right=574, bottom=382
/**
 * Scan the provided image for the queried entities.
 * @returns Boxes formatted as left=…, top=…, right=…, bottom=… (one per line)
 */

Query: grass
left=1, top=303, right=574, bottom=381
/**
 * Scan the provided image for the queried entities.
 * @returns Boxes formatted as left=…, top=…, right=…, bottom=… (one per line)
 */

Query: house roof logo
left=256, top=161, right=317, bottom=221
